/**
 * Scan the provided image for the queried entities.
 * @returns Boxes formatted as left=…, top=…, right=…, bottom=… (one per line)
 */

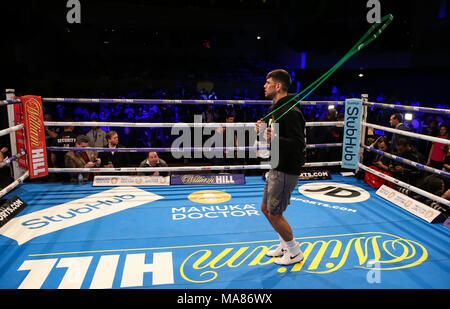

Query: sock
left=285, top=239, right=300, bottom=255
left=278, top=234, right=287, bottom=247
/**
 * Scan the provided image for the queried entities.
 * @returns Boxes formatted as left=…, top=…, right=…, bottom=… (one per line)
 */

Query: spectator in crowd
left=315, top=108, right=338, bottom=162
left=389, top=113, right=410, bottom=151
left=138, top=152, right=168, bottom=176
left=51, top=123, right=77, bottom=170
left=388, top=137, right=423, bottom=185
left=443, top=146, right=450, bottom=172
left=64, top=135, right=101, bottom=181
left=98, top=130, right=129, bottom=168
left=0, top=147, right=8, bottom=163
left=442, top=189, right=450, bottom=204
left=329, top=112, right=345, bottom=165
left=202, top=105, right=216, bottom=123
left=208, top=90, right=218, bottom=100
left=199, top=88, right=208, bottom=100
left=368, top=136, right=392, bottom=172
left=86, top=118, right=108, bottom=148
left=412, top=175, right=449, bottom=217
left=426, top=124, right=449, bottom=170
left=423, top=119, right=440, bottom=137
left=44, top=113, right=59, bottom=143
left=211, top=114, right=238, bottom=170
left=418, top=118, right=439, bottom=155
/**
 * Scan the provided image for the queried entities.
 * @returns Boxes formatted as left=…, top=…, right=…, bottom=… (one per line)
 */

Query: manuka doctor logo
left=0, top=187, right=163, bottom=245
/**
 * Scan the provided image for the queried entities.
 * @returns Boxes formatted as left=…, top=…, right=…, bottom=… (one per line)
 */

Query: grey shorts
left=263, top=169, right=299, bottom=214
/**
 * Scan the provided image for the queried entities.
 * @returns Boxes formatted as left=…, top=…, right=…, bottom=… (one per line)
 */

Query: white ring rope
left=362, top=145, right=450, bottom=178
left=364, top=101, right=450, bottom=115
left=0, top=171, right=29, bottom=199
left=362, top=122, right=450, bottom=145
left=48, top=161, right=342, bottom=174
left=39, top=97, right=344, bottom=106
left=43, top=121, right=344, bottom=128
left=0, top=124, right=24, bottom=138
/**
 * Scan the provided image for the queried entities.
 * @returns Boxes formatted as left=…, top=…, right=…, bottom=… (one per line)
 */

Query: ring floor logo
left=298, top=182, right=370, bottom=204
left=14, top=232, right=429, bottom=289
left=0, top=187, right=164, bottom=245
left=173, top=190, right=260, bottom=221
left=188, top=190, right=232, bottom=204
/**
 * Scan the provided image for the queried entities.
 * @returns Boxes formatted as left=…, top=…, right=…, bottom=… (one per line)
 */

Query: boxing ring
left=0, top=91, right=449, bottom=289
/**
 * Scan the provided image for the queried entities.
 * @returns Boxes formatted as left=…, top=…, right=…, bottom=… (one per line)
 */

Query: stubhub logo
left=0, top=187, right=163, bottom=245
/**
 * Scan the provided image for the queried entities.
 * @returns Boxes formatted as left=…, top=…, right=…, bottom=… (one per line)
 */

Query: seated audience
left=427, top=124, right=449, bottom=170
left=443, top=146, right=450, bottom=172
left=211, top=114, right=238, bottom=171
left=64, top=135, right=101, bottom=181
left=389, top=137, right=423, bottom=185
left=51, top=124, right=77, bottom=168
left=98, top=130, right=129, bottom=168
left=138, top=152, right=169, bottom=176
left=0, top=147, right=8, bottom=163
left=86, top=118, right=108, bottom=148
left=368, top=136, right=391, bottom=172
left=412, top=175, right=449, bottom=217
left=389, top=113, right=410, bottom=151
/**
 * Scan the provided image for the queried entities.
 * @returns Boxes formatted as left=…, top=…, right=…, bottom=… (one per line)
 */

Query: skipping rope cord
left=262, top=14, right=394, bottom=124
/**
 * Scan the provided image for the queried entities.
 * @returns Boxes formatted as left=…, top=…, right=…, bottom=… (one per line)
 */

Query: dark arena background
left=0, top=0, right=449, bottom=300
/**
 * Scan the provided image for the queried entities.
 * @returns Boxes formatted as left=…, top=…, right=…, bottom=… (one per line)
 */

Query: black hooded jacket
left=264, top=94, right=306, bottom=175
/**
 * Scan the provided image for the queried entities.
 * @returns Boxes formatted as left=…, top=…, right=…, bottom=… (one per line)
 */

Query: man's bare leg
left=261, top=202, right=293, bottom=242
left=261, top=202, right=302, bottom=264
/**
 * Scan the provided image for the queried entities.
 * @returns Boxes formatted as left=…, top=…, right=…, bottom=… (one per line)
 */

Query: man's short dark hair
left=76, top=135, right=89, bottom=145
left=422, top=175, right=444, bottom=195
left=266, top=69, right=292, bottom=92
left=397, top=137, right=410, bottom=147
left=106, top=130, right=118, bottom=141
left=392, top=113, right=403, bottom=123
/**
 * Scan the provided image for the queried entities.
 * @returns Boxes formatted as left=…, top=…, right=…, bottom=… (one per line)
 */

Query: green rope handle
left=262, top=14, right=394, bottom=124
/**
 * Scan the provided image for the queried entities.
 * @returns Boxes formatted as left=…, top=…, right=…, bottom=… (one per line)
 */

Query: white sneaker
left=274, top=250, right=304, bottom=265
left=266, top=244, right=287, bottom=257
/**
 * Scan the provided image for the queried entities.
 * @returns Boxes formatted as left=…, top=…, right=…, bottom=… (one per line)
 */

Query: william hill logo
left=16, top=232, right=428, bottom=288
left=179, top=232, right=428, bottom=284
left=171, top=174, right=245, bottom=185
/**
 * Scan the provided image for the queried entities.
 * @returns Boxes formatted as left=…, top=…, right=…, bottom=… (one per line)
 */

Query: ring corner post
left=358, top=94, right=369, bottom=172
left=5, top=89, right=26, bottom=180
